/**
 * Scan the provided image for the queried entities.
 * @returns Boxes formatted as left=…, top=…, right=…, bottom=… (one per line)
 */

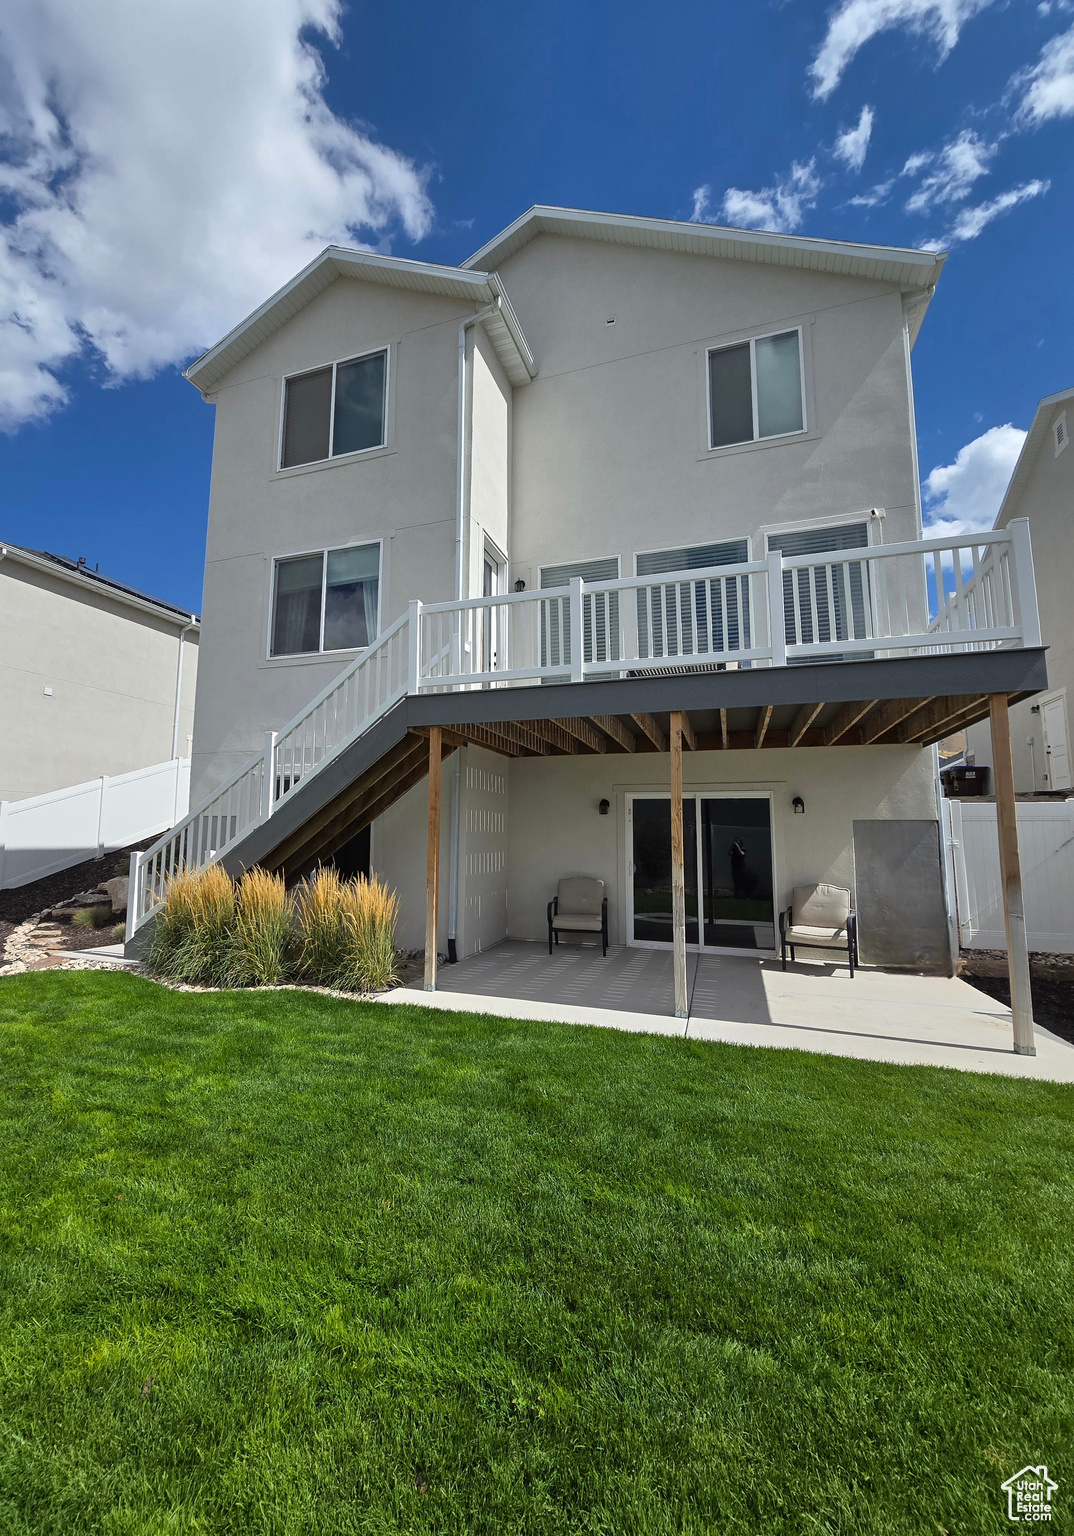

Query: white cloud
left=0, top=0, right=433, bottom=429
left=809, top=0, right=994, bottom=99
left=1015, top=21, right=1074, bottom=123
left=923, top=423, right=1027, bottom=535
left=920, top=178, right=1050, bottom=246
left=847, top=178, right=895, bottom=207
left=833, top=105, right=876, bottom=170
left=690, top=185, right=713, bottom=222
left=904, top=130, right=999, bottom=212
left=720, top=161, right=821, bottom=233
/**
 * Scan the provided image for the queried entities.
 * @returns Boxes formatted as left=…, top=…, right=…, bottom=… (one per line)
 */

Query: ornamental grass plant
left=145, top=864, right=236, bottom=986
left=145, top=862, right=400, bottom=992
left=231, top=868, right=295, bottom=986
left=338, top=873, right=400, bottom=992
left=295, top=867, right=352, bottom=988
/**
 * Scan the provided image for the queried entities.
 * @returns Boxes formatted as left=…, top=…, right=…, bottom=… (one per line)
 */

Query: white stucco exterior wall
left=964, top=398, right=1073, bottom=792
left=0, top=557, right=198, bottom=803
left=504, top=745, right=937, bottom=956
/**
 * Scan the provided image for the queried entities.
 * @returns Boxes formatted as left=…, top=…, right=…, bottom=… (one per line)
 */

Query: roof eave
left=995, top=383, right=1074, bottom=527
left=462, top=205, right=948, bottom=292
left=183, top=247, right=536, bottom=396
left=0, top=543, right=200, bottom=627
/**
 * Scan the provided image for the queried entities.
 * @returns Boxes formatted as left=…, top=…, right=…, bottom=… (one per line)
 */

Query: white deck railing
left=129, top=519, right=1039, bottom=934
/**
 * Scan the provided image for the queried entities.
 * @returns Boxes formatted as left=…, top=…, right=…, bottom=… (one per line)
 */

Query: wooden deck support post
left=670, top=711, right=688, bottom=1020
left=424, top=726, right=442, bottom=992
left=988, top=693, right=1035, bottom=1055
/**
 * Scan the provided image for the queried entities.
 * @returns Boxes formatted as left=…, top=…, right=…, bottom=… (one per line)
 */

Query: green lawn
left=0, top=973, right=1071, bottom=1535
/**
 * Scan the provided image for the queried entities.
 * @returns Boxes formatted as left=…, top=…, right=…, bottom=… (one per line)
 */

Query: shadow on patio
left=422, top=940, right=771, bottom=1024
left=389, top=939, right=1074, bottom=1081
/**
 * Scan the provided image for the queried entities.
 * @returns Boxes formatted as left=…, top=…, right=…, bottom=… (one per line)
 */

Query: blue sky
left=2, top=0, right=1071, bottom=613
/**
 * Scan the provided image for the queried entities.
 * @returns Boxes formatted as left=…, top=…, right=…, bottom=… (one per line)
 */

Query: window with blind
left=635, top=540, right=751, bottom=658
left=270, top=543, right=380, bottom=657
left=708, top=329, right=804, bottom=449
left=767, top=523, right=870, bottom=656
left=280, top=350, right=387, bottom=469
left=540, top=557, right=620, bottom=672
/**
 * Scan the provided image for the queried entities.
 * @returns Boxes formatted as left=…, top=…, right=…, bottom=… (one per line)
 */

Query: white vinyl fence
left=944, top=796, right=1074, bottom=952
left=0, top=759, right=190, bottom=890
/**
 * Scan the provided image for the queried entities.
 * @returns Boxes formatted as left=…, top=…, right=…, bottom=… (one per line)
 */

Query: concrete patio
left=383, top=940, right=1074, bottom=1082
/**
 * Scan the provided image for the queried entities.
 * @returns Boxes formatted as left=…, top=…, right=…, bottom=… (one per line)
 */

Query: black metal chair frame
left=547, top=894, right=609, bottom=957
left=779, top=905, right=859, bottom=977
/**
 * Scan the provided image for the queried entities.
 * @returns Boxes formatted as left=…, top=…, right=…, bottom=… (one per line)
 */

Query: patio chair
left=779, top=883, right=858, bottom=976
left=547, top=876, right=609, bottom=957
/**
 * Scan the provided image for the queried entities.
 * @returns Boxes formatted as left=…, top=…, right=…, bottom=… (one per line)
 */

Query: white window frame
left=706, top=325, right=807, bottom=451
left=537, top=553, right=622, bottom=588
left=277, top=345, right=391, bottom=471
left=633, top=537, right=751, bottom=576
left=267, top=538, right=384, bottom=660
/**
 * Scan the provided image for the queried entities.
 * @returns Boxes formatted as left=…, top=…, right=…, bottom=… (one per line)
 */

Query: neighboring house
left=0, top=543, right=199, bottom=802
left=137, top=207, right=1046, bottom=983
left=963, top=385, right=1074, bottom=794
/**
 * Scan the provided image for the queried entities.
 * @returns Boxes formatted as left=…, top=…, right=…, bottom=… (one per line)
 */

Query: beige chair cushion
left=556, top=877, right=605, bottom=917
left=784, top=924, right=847, bottom=947
left=552, top=912, right=603, bottom=932
left=792, top=883, right=850, bottom=936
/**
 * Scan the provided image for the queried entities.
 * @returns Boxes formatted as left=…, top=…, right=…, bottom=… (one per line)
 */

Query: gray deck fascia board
left=403, top=649, right=1049, bottom=731
left=214, top=648, right=1047, bottom=877
left=219, top=702, right=411, bottom=877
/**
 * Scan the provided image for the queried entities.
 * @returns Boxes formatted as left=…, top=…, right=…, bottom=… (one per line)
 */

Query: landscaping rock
left=100, top=877, right=128, bottom=915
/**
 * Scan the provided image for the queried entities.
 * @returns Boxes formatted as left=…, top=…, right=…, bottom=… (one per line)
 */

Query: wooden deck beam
left=719, top=708, right=729, bottom=750
left=861, top=696, right=935, bottom=744
left=823, top=700, right=878, bottom=746
left=553, top=717, right=606, bottom=753
left=789, top=700, right=824, bottom=747
left=669, top=712, right=687, bottom=1020
left=678, top=711, right=696, bottom=751
left=630, top=712, right=666, bottom=752
left=754, top=705, right=774, bottom=749
left=516, top=718, right=583, bottom=754
left=284, top=752, right=437, bottom=881
left=263, top=734, right=427, bottom=872
left=897, top=694, right=988, bottom=744
left=989, top=694, right=1035, bottom=1055
left=591, top=715, right=636, bottom=753
left=424, top=727, right=442, bottom=991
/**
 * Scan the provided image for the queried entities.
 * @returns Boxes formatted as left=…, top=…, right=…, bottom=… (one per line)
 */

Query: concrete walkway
left=382, top=940, right=1074, bottom=1083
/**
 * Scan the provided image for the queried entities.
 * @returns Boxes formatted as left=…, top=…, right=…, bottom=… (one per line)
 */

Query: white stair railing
left=129, top=520, right=1040, bottom=935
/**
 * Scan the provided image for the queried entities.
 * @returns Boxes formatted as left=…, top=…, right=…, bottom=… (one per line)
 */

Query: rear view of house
left=132, top=207, right=1046, bottom=1045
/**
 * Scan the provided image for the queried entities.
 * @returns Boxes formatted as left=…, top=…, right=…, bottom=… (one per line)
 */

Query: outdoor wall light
left=598, top=798, right=610, bottom=815
left=513, top=578, right=526, bottom=592
left=792, top=796, right=805, bottom=815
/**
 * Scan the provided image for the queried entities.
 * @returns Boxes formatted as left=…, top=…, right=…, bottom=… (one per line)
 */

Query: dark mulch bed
left=0, top=844, right=151, bottom=955
left=964, top=974, right=1074, bottom=1046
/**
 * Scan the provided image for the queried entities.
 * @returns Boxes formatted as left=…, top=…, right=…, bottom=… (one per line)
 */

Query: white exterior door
left=1041, top=693, right=1072, bottom=791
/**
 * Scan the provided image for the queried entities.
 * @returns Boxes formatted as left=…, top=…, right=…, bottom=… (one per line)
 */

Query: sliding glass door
left=629, top=794, right=775, bottom=952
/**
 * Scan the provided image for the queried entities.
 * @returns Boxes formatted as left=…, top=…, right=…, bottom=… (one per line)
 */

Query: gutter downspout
left=449, top=302, right=496, bottom=963
left=171, top=619, right=197, bottom=820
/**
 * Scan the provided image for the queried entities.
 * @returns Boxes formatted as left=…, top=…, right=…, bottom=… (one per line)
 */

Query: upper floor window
left=271, top=543, right=380, bottom=657
left=708, top=329, right=804, bottom=449
left=280, top=349, right=387, bottom=469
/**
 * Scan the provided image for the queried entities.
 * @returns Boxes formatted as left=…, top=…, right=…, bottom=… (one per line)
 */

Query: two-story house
left=132, top=207, right=1047, bottom=1050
